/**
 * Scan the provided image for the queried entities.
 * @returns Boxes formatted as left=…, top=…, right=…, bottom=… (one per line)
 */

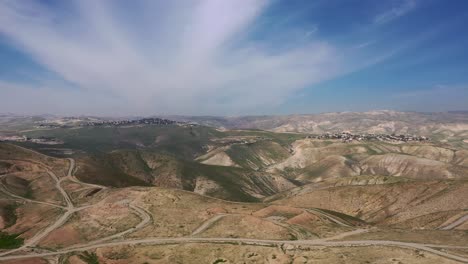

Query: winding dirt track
left=0, top=181, right=65, bottom=209
left=191, top=214, right=227, bottom=236
left=0, top=237, right=467, bottom=262
left=64, top=158, right=107, bottom=190
left=439, top=213, right=468, bottom=230
left=1, top=156, right=468, bottom=263
left=0, top=160, right=76, bottom=257
left=306, top=208, right=353, bottom=227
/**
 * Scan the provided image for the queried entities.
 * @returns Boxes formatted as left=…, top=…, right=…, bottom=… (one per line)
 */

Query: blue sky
left=0, top=0, right=467, bottom=116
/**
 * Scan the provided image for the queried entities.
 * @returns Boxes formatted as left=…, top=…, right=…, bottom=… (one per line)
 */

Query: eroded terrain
left=0, top=119, right=467, bottom=263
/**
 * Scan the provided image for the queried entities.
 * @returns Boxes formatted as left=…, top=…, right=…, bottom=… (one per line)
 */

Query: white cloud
left=0, top=0, right=347, bottom=115
left=374, top=0, right=417, bottom=25
left=354, top=41, right=375, bottom=49
left=304, top=25, right=319, bottom=37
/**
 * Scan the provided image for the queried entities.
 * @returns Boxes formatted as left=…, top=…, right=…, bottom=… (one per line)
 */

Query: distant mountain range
left=1, top=110, right=468, bottom=142
left=167, top=110, right=468, bottom=141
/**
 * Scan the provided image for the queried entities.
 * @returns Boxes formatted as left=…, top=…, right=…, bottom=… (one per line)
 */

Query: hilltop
left=0, top=111, right=467, bottom=263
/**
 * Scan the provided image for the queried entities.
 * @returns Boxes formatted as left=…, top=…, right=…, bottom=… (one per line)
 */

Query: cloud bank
left=0, top=0, right=433, bottom=115
left=0, top=0, right=346, bottom=115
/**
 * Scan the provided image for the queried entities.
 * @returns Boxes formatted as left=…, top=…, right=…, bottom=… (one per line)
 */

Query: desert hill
left=0, top=114, right=468, bottom=263
left=170, top=110, right=468, bottom=145
left=0, top=142, right=467, bottom=263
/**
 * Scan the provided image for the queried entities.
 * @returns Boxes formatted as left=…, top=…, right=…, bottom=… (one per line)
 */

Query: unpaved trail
left=191, top=214, right=227, bottom=236
left=50, top=170, right=73, bottom=209
left=439, top=213, right=468, bottom=230
left=67, top=204, right=152, bottom=250
left=0, top=180, right=65, bottom=209
left=1, top=237, right=467, bottom=263
left=306, top=208, right=353, bottom=227
left=64, top=158, right=107, bottom=190
left=1, top=152, right=468, bottom=263
left=320, top=228, right=371, bottom=241
left=0, top=156, right=151, bottom=258
left=0, top=160, right=76, bottom=257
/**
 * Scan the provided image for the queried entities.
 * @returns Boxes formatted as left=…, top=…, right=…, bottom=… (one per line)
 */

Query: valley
left=1, top=0, right=468, bottom=262
left=0, top=112, right=467, bottom=263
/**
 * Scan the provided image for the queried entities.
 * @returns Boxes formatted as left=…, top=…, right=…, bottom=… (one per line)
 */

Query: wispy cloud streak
left=374, top=0, right=417, bottom=24
left=0, top=0, right=344, bottom=115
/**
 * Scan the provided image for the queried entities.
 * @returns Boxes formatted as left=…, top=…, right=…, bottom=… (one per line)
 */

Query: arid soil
left=1, top=141, right=468, bottom=263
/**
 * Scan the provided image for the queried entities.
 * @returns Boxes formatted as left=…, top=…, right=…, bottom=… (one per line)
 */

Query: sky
left=0, top=0, right=467, bottom=116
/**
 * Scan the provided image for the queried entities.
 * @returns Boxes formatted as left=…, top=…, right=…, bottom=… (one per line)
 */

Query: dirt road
left=439, top=213, right=468, bottom=230
left=1, top=236, right=467, bottom=262
left=191, top=214, right=227, bottom=236
left=0, top=160, right=77, bottom=257
left=1, top=156, right=467, bottom=263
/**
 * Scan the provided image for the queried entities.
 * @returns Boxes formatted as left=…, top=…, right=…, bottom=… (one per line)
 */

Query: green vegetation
left=2, top=204, right=18, bottom=228
left=23, top=125, right=218, bottom=158
left=223, top=129, right=305, bottom=147
left=179, top=162, right=262, bottom=202
left=23, top=185, right=34, bottom=199
left=76, top=153, right=152, bottom=188
left=0, top=232, right=24, bottom=249
left=226, top=140, right=290, bottom=170
left=78, top=251, right=99, bottom=264
left=316, top=208, right=367, bottom=225
left=296, top=165, right=327, bottom=181
left=76, top=149, right=272, bottom=202
left=0, top=161, right=14, bottom=174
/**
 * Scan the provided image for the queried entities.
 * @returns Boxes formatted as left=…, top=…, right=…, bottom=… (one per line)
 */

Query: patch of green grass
left=273, top=211, right=298, bottom=218
left=316, top=208, right=366, bottom=225
left=2, top=204, right=18, bottom=228
left=223, top=130, right=306, bottom=147
left=181, top=162, right=261, bottom=202
left=76, top=153, right=152, bottom=188
left=226, top=140, right=290, bottom=170
left=297, top=165, right=327, bottom=181
left=0, top=161, right=14, bottom=173
left=23, top=125, right=217, bottom=159
left=365, top=145, right=379, bottom=155
left=0, top=232, right=24, bottom=249
left=78, top=251, right=99, bottom=264
left=23, top=186, right=34, bottom=199
left=75, top=148, right=267, bottom=202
